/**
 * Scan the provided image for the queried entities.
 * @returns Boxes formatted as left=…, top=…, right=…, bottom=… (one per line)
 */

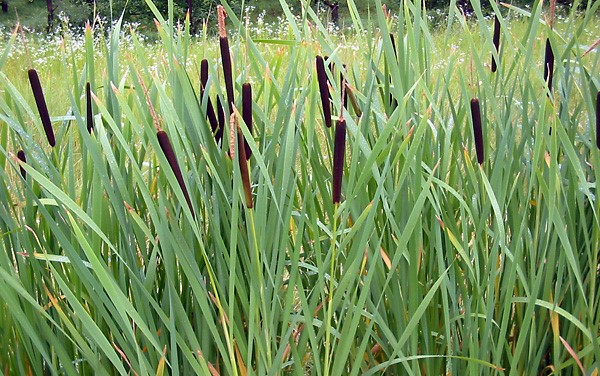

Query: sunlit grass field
left=0, top=0, right=599, bottom=374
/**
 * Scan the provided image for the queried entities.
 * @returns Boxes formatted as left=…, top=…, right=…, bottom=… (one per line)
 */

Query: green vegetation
left=0, top=0, right=599, bottom=374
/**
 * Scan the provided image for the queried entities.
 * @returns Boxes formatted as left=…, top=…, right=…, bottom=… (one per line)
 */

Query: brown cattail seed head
left=543, top=38, right=554, bottom=96
left=470, top=98, right=484, bottom=165
left=596, top=91, right=600, bottom=149
left=390, top=32, right=398, bottom=59
left=491, top=15, right=501, bottom=73
left=86, top=82, right=93, bottom=133
left=332, top=119, right=346, bottom=204
left=17, top=150, right=26, bottom=179
left=238, top=127, right=253, bottom=209
left=316, top=55, right=332, bottom=128
left=157, top=130, right=194, bottom=217
left=220, top=37, right=234, bottom=111
left=28, top=69, right=55, bottom=147
left=200, top=59, right=209, bottom=91
left=341, top=65, right=348, bottom=111
left=242, top=83, right=253, bottom=159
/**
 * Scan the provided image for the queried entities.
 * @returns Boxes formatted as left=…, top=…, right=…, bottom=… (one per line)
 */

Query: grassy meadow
left=0, top=0, right=599, bottom=374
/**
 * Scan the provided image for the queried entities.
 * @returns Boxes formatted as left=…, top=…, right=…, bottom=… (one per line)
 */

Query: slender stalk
left=28, top=69, right=55, bottom=147
left=324, top=204, right=339, bottom=376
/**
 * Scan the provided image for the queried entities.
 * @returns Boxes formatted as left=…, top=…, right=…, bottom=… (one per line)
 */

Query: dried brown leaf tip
left=242, top=83, right=253, bottom=159
left=543, top=38, right=554, bottom=96
left=491, top=15, right=501, bottom=73
left=28, top=69, right=55, bottom=147
left=470, top=98, right=484, bottom=165
left=316, top=55, right=332, bottom=128
left=17, top=150, right=26, bottom=179
left=332, top=119, right=346, bottom=204
left=157, top=130, right=195, bottom=217
left=86, top=82, right=93, bottom=133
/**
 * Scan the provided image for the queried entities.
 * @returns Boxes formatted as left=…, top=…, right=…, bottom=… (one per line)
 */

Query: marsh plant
left=0, top=0, right=599, bottom=374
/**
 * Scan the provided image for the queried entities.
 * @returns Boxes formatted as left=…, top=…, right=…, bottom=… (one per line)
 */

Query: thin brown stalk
left=332, top=118, right=346, bottom=204
left=157, top=130, right=195, bottom=217
left=470, top=98, right=484, bottom=165
left=316, top=55, right=332, bottom=128
left=28, top=69, right=55, bottom=147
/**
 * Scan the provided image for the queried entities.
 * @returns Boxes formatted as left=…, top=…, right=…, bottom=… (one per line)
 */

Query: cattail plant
left=200, top=59, right=220, bottom=141
left=332, top=118, right=346, bottom=204
left=491, top=15, right=501, bottom=72
left=242, top=83, right=253, bottom=159
left=28, top=69, right=55, bottom=147
left=86, top=82, right=93, bottom=133
left=17, top=150, right=26, bottom=179
left=543, top=39, right=554, bottom=96
left=157, top=130, right=195, bottom=216
left=596, top=91, right=600, bottom=149
left=217, top=5, right=234, bottom=112
left=316, top=55, right=332, bottom=127
left=470, top=98, right=484, bottom=165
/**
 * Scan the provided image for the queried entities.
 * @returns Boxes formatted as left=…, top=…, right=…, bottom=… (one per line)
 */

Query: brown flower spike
left=332, top=118, right=346, bottom=204
left=543, top=39, right=554, bottom=96
left=17, top=150, right=26, bottom=179
left=200, top=59, right=220, bottom=141
left=316, top=55, right=332, bottom=128
left=217, top=5, right=235, bottom=112
left=86, top=82, right=94, bottom=133
left=157, top=130, right=195, bottom=217
left=491, top=15, right=501, bottom=73
left=470, top=98, right=484, bottom=165
left=28, top=69, right=55, bottom=147
left=242, top=83, right=253, bottom=159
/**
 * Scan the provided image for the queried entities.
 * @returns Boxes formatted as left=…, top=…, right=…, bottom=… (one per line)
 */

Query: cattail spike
left=200, top=59, right=209, bottom=91
left=217, top=5, right=227, bottom=38
left=200, top=59, right=219, bottom=141
left=17, top=150, right=26, bottom=179
left=491, top=15, right=501, bottom=73
left=596, top=91, right=600, bottom=149
left=28, top=69, right=55, bottom=147
left=86, top=82, right=93, bottom=133
left=157, top=130, right=194, bottom=217
left=316, top=55, right=332, bottom=128
left=341, top=64, right=348, bottom=111
left=242, top=83, right=253, bottom=159
left=217, top=6, right=234, bottom=111
left=543, top=38, right=554, bottom=96
left=470, top=98, right=485, bottom=165
left=332, top=119, right=346, bottom=204
left=235, top=118, right=253, bottom=209
left=390, top=33, right=398, bottom=59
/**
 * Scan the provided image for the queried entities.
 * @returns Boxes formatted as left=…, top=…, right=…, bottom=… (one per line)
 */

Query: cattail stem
left=86, top=82, right=93, bottom=133
left=17, top=150, right=26, bottom=179
left=316, top=55, right=332, bottom=128
left=596, top=91, right=600, bottom=149
left=332, top=119, right=346, bottom=204
left=543, top=38, right=554, bottom=96
left=491, top=15, right=501, bottom=73
left=157, top=130, right=194, bottom=217
left=242, top=83, right=253, bottom=159
left=28, top=69, right=55, bottom=147
left=340, top=65, right=348, bottom=111
left=200, top=59, right=219, bottom=140
left=470, top=98, right=484, bottom=165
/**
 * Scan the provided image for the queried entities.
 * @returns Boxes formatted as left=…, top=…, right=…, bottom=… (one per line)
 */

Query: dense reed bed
left=0, top=0, right=599, bottom=374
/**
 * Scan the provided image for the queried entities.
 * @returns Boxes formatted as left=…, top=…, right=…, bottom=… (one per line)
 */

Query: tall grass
left=0, top=0, right=599, bottom=374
